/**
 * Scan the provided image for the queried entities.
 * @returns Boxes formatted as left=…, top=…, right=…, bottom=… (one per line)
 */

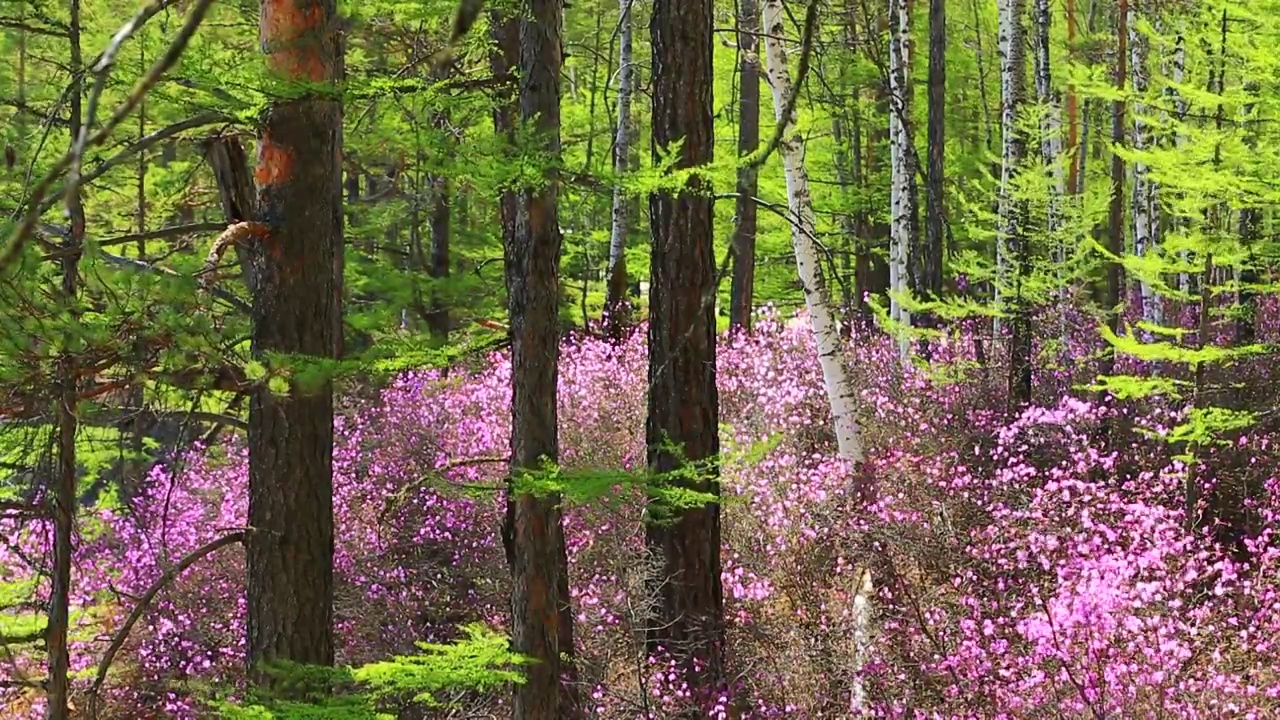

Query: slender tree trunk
left=922, top=0, right=945, bottom=357
left=1235, top=84, right=1260, bottom=348
left=763, top=3, right=870, bottom=712
left=247, top=0, right=342, bottom=669
left=605, top=0, right=636, bottom=337
left=1172, top=31, right=1192, bottom=294
left=1066, top=0, right=1080, bottom=194
left=998, top=0, right=1032, bottom=407
left=427, top=173, right=451, bottom=341
left=47, top=1, right=85, bottom=714
left=646, top=0, right=725, bottom=706
left=504, top=2, right=579, bottom=717
left=887, top=0, right=916, bottom=348
left=1128, top=1, right=1159, bottom=326
left=1105, top=0, right=1128, bottom=344
left=730, top=0, right=761, bottom=332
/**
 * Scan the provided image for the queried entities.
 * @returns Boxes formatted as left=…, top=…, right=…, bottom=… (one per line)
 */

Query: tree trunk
left=730, top=0, right=761, bottom=332
left=1128, top=1, right=1159, bottom=326
left=997, top=0, right=1032, bottom=407
left=763, top=2, right=870, bottom=711
left=922, top=0, right=946, bottom=357
left=247, top=0, right=342, bottom=670
left=47, top=1, right=85, bottom=714
left=504, top=2, right=579, bottom=717
left=1106, top=0, right=1128, bottom=344
left=427, top=172, right=451, bottom=341
left=604, top=0, right=636, bottom=337
left=646, top=0, right=725, bottom=705
left=887, top=0, right=916, bottom=349
left=1172, top=31, right=1192, bottom=294
left=1066, top=0, right=1080, bottom=195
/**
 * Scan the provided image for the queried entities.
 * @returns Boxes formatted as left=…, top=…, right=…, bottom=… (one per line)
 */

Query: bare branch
left=87, top=532, right=246, bottom=717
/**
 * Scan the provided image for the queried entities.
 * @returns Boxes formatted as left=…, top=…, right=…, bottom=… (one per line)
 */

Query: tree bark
left=247, top=0, right=342, bottom=670
left=1106, top=0, right=1128, bottom=344
left=646, top=0, right=725, bottom=705
left=604, top=0, right=636, bottom=337
left=47, top=0, right=85, bottom=714
left=922, top=0, right=946, bottom=357
left=504, top=1, right=579, bottom=717
left=1128, top=1, right=1159, bottom=326
left=887, top=0, right=916, bottom=347
left=997, top=0, right=1032, bottom=407
left=730, top=0, right=761, bottom=332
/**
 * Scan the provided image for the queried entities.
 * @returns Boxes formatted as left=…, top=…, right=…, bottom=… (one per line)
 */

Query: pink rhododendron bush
left=4, top=311, right=1280, bottom=718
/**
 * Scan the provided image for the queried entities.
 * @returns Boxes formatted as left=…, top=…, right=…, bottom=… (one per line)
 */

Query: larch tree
left=504, top=0, right=579, bottom=717
left=604, top=0, right=636, bottom=336
left=246, top=0, right=343, bottom=668
left=922, top=0, right=946, bottom=356
left=1106, top=0, right=1128, bottom=345
left=646, top=0, right=725, bottom=701
left=730, top=0, right=761, bottom=331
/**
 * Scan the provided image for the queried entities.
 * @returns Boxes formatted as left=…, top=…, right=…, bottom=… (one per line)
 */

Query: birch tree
left=997, top=0, right=1032, bottom=405
left=1129, top=1, right=1161, bottom=325
left=604, top=0, right=635, bottom=335
left=887, top=0, right=916, bottom=342
left=763, top=0, right=865, bottom=462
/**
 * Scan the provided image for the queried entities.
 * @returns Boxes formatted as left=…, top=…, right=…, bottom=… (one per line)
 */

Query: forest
left=1, top=0, right=1279, bottom=716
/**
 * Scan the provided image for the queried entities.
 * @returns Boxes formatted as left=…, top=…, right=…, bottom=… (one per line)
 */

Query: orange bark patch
left=261, top=0, right=330, bottom=82
left=256, top=135, right=293, bottom=187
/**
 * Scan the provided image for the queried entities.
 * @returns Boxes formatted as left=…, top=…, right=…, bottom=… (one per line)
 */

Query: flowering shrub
left=3, top=308, right=1280, bottom=718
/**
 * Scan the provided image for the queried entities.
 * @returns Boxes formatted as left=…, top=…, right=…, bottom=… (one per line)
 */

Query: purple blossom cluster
left=3, top=305, right=1280, bottom=718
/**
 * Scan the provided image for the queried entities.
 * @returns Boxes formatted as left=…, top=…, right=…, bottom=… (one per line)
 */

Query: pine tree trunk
left=504, top=2, right=579, bottom=717
left=247, top=0, right=342, bottom=670
left=922, top=0, right=946, bottom=357
left=604, top=0, right=636, bottom=336
left=427, top=173, right=451, bottom=341
left=646, top=0, right=725, bottom=704
left=730, top=0, right=761, bottom=332
left=998, top=0, right=1032, bottom=407
left=1128, top=2, right=1160, bottom=326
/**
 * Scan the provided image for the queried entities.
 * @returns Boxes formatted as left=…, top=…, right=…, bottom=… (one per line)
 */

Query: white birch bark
left=606, top=0, right=634, bottom=293
left=888, top=0, right=912, bottom=337
left=1170, top=32, right=1192, bottom=294
left=763, top=0, right=865, bottom=465
left=1033, top=0, right=1067, bottom=340
left=1129, top=5, right=1161, bottom=325
left=996, top=0, right=1027, bottom=334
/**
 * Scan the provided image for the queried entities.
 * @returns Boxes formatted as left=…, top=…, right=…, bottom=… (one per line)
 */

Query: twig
left=0, top=0, right=218, bottom=277
left=741, top=0, right=820, bottom=170
left=99, top=250, right=252, bottom=314
left=87, top=531, right=246, bottom=718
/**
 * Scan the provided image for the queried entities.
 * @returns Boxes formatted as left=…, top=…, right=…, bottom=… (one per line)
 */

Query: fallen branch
left=87, top=531, right=246, bottom=718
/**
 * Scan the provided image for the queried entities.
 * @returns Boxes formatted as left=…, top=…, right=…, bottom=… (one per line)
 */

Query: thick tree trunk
left=646, top=0, right=725, bottom=705
left=730, top=0, right=761, bottom=332
left=997, top=0, right=1032, bottom=407
left=604, top=0, right=636, bottom=337
left=504, top=2, right=579, bottom=717
left=247, top=0, right=342, bottom=670
left=922, top=0, right=946, bottom=357
left=1128, top=2, right=1160, bottom=326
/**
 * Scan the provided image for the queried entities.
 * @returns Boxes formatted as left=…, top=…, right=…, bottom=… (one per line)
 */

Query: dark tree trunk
left=730, top=0, right=760, bottom=331
left=247, top=0, right=342, bottom=670
left=647, top=0, right=725, bottom=705
left=1106, top=0, right=1128, bottom=344
left=922, top=0, right=946, bottom=357
left=47, top=0, right=85, bottom=714
left=491, top=10, right=520, bottom=262
left=427, top=174, right=451, bottom=341
left=503, top=1, right=579, bottom=717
